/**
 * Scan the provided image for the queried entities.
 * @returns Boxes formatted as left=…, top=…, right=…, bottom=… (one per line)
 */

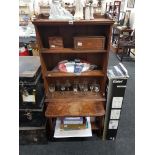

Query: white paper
left=109, top=120, right=119, bottom=129
left=54, top=117, right=92, bottom=138
left=112, top=97, right=123, bottom=108
left=22, top=94, right=35, bottom=102
left=110, top=109, right=121, bottom=119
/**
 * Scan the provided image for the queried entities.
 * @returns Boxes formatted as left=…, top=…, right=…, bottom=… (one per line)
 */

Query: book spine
left=63, top=120, right=83, bottom=125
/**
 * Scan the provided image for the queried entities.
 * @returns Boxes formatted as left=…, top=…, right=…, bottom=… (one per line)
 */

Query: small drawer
left=74, top=36, right=105, bottom=50
left=48, top=37, right=63, bottom=49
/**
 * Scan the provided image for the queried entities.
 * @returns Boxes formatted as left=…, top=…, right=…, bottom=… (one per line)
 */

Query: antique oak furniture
left=32, top=18, right=114, bottom=139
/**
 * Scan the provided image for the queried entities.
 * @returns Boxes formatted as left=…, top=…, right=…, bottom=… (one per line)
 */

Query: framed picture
left=118, top=11, right=126, bottom=25
left=127, top=0, right=135, bottom=8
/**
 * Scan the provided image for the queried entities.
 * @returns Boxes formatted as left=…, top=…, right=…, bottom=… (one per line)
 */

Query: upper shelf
left=41, top=48, right=107, bottom=54
left=32, top=18, right=115, bottom=26
left=46, top=70, right=104, bottom=77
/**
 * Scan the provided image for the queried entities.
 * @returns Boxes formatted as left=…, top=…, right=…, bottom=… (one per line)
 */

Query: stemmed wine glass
left=73, top=84, right=78, bottom=94
left=79, top=83, right=84, bottom=92
left=65, top=80, right=71, bottom=91
left=83, top=83, right=88, bottom=95
left=94, top=84, right=100, bottom=96
left=89, top=84, right=94, bottom=92
left=49, top=83, right=55, bottom=97
left=60, top=84, right=65, bottom=95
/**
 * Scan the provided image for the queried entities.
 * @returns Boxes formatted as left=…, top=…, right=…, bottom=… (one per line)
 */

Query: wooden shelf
left=45, top=91, right=105, bottom=102
left=45, top=101, right=105, bottom=117
left=46, top=70, right=104, bottom=77
left=32, top=18, right=114, bottom=26
left=33, top=18, right=114, bottom=137
left=41, top=48, right=107, bottom=54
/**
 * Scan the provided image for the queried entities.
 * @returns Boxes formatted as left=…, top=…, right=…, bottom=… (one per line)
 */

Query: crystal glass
left=94, top=84, right=100, bottom=96
left=65, top=80, right=71, bottom=91
left=89, top=84, right=94, bottom=92
left=60, top=84, right=65, bottom=95
left=83, top=83, right=88, bottom=95
left=49, top=83, right=55, bottom=97
left=73, top=84, right=78, bottom=94
left=79, top=83, right=84, bottom=92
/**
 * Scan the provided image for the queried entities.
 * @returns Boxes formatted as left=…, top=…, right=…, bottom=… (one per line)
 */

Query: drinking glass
left=94, top=84, right=100, bottom=96
left=49, top=83, right=55, bottom=97
left=65, top=80, right=71, bottom=91
left=89, top=84, right=94, bottom=92
left=60, top=84, right=65, bottom=95
left=73, top=84, right=78, bottom=94
left=79, top=83, right=84, bottom=92
left=83, top=84, right=88, bottom=95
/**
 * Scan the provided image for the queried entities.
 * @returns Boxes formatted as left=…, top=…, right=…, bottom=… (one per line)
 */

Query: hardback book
left=60, top=120, right=88, bottom=130
left=63, top=117, right=84, bottom=125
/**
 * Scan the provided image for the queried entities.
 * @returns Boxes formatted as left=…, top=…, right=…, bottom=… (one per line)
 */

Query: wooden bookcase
left=32, top=18, right=114, bottom=139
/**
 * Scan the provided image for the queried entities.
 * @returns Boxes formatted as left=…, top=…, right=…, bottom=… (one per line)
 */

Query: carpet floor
left=19, top=51, right=135, bottom=155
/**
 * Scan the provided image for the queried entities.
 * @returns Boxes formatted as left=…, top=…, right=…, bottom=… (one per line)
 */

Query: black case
left=19, top=98, right=46, bottom=127
left=19, top=56, right=44, bottom=109
left=103, top=63, right=129, bottom=140
left=19, top=123, right=47, bottom=145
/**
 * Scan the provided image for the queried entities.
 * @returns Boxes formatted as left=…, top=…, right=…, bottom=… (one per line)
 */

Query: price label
left=110, top=109, right=121, bottom=119
left=77, top=42, right=82, bottom=46
left=69, top=20, right=74, bottom=25
left=109, top=120, right=119, bottom=129
left=22, top=94, right=35, bottom=102
left=112, top=97, right=123, bottom=108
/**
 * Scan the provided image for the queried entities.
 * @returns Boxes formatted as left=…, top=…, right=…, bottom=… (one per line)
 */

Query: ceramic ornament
left=49, top=0, right=73, bottom=20
left=74, top=0, right=85, bottom=20
left=85, top=4, right=90, bottom=20
left=101, top=0, right=106, bottom=15
left=90, top=4, right=94, bottom=20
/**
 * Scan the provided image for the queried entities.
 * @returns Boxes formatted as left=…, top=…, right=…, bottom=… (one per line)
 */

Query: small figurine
left=100, top=0, right=106, bottom=15
left=74, top=0, right=85, bottom=20
left=49, top=0, right=73, bottom=20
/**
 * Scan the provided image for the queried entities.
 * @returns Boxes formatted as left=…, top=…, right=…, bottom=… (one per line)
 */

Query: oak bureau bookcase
left=32, top=18, right=114, bottom=139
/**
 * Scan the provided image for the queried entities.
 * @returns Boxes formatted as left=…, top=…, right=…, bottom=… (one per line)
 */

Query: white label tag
left=51, top=45, right=56, bottom=48
left=22, top=95, right=35, bottom=102
left=77, top=42, right=82, bottom=46
left=110, top=109, right=121, bottom=119
left=109, top=120, right=119, bottom=129
left=69, top=20, right=73, bottom=25
left=112, top=97, right=123, bottom=108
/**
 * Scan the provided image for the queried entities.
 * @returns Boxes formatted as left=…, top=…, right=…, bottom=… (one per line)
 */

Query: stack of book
left=60, top=117, right=88, bottom=130
left=54, top=117, right=92, bottom=138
